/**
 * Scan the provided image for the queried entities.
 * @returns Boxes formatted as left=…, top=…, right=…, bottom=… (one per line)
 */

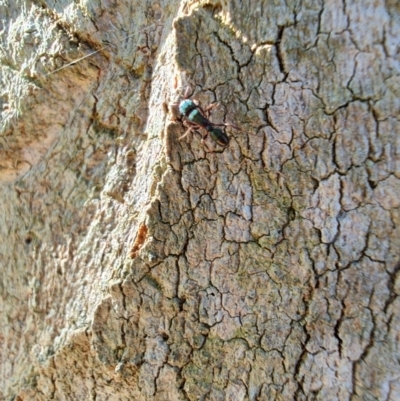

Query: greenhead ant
left=177, top=87, right=240, bottom=148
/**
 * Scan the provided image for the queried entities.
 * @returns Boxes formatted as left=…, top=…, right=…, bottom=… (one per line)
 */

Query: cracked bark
left=1, top=0, right=399, bottom=400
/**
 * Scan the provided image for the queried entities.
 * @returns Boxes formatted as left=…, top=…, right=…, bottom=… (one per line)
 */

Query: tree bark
left=1, top=0, right=399, bottom=400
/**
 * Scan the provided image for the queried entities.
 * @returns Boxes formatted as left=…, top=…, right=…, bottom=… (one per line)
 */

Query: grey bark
left=1, top=0, right=399, bottom=400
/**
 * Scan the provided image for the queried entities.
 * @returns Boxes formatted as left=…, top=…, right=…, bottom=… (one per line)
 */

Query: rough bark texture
left=1, top=0, right=399, bottom=400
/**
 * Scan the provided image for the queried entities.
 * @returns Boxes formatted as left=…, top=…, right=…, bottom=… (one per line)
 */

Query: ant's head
left=179, top=99, right=197, bottom=116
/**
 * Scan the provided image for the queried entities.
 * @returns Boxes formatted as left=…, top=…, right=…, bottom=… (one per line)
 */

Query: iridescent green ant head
left=179, top=99, right=196, bottom=117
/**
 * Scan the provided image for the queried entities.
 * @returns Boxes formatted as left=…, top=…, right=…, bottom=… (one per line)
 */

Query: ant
left=177, top=87, right=240, bottom=148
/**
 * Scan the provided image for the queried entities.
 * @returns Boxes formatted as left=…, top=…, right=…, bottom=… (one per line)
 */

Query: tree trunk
left=1, top=0, right=399, bottom=400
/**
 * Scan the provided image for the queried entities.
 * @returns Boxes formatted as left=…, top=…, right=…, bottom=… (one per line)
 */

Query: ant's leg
left=179, top=127, right=194, bottom=140
left=200, top=132, right=212, bottom=152
left=184, top=126, right=212, bottom=151
left=191, top=99, right=219, bottom=121
left=212, top=122, right=241, bottom=131
left=196, top=102, right=219, bottom=118
left=179, top=121, right=200, bottom=140
left=203, top=103, right=220, bottom=117
left=200, top=102, right=240, bottom=129
left=188, top=99, right=212, bottom=121
left=183, top=120, right=200, bottom=129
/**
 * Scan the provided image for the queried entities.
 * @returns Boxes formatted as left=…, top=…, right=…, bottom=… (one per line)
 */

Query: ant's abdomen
left=209, top=128, right=229, bottom=147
